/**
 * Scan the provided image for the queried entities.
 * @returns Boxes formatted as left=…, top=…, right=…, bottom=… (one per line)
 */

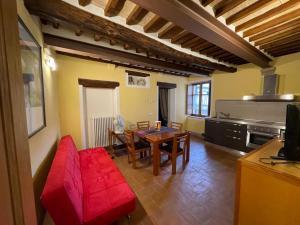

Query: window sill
left=187, top=115, right=210, bottom=120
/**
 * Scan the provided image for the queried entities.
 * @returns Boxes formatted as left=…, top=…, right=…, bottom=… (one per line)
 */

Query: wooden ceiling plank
left=271, top=47, right=300, bottom=57
left=104, top=0, right=126, bottom=17
left=144, top=15, right=168, bottom=33
left=236, top=0, right=300, bottom=32
left=226, top=0, right=275, bottom=25
left=200, top=45, right=220, bottom=54
left=172, top=32, right=196, bottom=44
left=202, top=0, right=216, bottom=7
left=158, top=24, right=183, bottom=39
left=181, top=36, right=202, bottom=48
left=213, top=51, right=232, bottom=58
left=243, top=9, right=300, bottom=37
left=206, top=48, right=224, bottom=56
left=45, top=34, right=210, bottom=75
left=265, top=39, right=300, bottom=52
left=78, top=0, right=92, bottom=6
left=215, top=0, right=247, bottom=18
left=254, top=27, right=300, bottom=46
left=131, top=0, right=271, bottom=67
left=25, top=0, right=236, bottom=72
left=192, top=42, right=214, bottom=52
left=260, top=33, right=300, bottom=49
left=249, top=18, right=300, bottom=42
left=126, top=5, right=148, bottom=25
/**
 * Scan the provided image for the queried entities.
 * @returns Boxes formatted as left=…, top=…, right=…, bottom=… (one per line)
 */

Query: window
left=186, top=81, right=211, bottom=117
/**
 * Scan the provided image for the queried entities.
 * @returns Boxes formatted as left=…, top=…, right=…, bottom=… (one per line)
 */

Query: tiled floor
left=113, top=137, right=241, bottom=225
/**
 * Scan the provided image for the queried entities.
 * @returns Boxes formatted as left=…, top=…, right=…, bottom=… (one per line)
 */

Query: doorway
left=157, top=82, right=176, bottom=126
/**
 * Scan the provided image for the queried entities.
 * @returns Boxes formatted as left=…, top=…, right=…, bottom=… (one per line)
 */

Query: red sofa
left=41, top=135, right=136, bottom=225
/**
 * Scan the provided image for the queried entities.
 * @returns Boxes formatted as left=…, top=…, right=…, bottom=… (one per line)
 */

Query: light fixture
left=46, top=56, right=56, bottom=71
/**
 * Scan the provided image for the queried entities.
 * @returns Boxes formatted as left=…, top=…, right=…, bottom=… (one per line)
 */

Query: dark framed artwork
left=18, top=18, right=46, bottom=137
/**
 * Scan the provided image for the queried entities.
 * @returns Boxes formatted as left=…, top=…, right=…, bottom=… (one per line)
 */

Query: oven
left=246, top=125, right=281, bottom=149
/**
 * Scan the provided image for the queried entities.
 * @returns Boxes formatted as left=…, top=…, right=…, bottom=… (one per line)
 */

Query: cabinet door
left=205, top=120, right=222, bottom=144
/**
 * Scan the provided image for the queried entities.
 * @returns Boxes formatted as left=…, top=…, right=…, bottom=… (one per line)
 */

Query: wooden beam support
left=126, top=5, right=148, bottom=25
left=78, top=0, right=91, bottom=6
left=260, top=33, right=300, bottom=50
left=158, top=24, right=183, bottom=39
left=226, top=0, right=275, bottom=25
left=249, top=18, right=300, bottom=42
left=192, top=42, right=213, bottom=52
left=235, top=0, right=300, bottom=32
left=254, top=27, right=300, bottom=46
left=215, top=0, right=247, bottom=18
left=25, top=0, right=236, bottom=72
left=264, top=39, right=300, bottom=52
left=44, top=34, right=211, bottom=76
left=130, top=0, right=271, bottom=68
left=243, top=9, right=300, bottom=37
left=144, top=15, right=168, bottom=33
left=202, top=0, right=216, bottom=7
left=181, top=37, right=202, bottom=48
left=104, top=0, right=126, bottom=17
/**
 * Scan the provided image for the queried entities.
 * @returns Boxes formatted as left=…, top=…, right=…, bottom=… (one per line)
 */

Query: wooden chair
left=136, top=121, right=150, bottom=130
left=160, top=131, right=190, bottom=174
left=169, top=122, right=183, bottom=131
left=124, top=130, right=151, bottom=169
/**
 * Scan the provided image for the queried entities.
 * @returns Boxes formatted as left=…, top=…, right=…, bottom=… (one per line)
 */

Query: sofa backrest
left=41, top=135, right=83, bottom=225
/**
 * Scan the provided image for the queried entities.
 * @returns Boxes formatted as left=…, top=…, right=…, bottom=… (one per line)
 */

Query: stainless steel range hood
left=243, top=67, right=297, bottom=102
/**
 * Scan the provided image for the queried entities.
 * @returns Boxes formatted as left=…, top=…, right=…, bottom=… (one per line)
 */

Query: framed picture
left=18, top=18, right=46, bottom=137
left=126, top=70, right=150, bottom=88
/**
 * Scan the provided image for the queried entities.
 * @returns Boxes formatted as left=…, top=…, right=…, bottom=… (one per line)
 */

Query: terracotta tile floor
left=113, top=137, right=242, bottom=225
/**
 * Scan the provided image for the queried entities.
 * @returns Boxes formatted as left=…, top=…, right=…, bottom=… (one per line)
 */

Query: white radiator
left=89, top=116, right=114, bottom=147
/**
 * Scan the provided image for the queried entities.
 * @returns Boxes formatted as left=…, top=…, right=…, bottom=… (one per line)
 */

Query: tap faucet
left=219, top=112, right=230, bottom=118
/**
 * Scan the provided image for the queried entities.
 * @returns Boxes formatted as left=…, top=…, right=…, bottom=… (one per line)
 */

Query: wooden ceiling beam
left=104, top=0, right=126, bottom=17
left=25, top=0, right=236, bottom=72
left=200, top=45, right=220, bottom=55
left=260, top=33, right=300, bottom=50
left=243, top=9, right=300, bottom=37
left=215, top=0, right=247, bottom=18
left=171, top=32, right=196, bottom=45
left=236, top=0, right=300, bottom=32
left=144, top=15, right=168, bottom=33
left=131, top=0, right=271, bottom=67
left=213, top=51, right=232, bottom=58
left=226, top=0, right=275, bottom=25
left=126, top=5, right=148, bottom=25
left=181, top=37, right=202, bottom=48
left=78, top=0, right=92, bottom=6
left=249, top=18, right=300, bottom=42
left=254, top=27, right=300, bottom=46
left=158, top=24, right=183, bottom=39
left=270, top=46, right=300, bottom=57
left=192, top=42, right=213, bottom=52
left=44, top=34, right=210, bottom=76
left=201, top=0, right=216, bottom=7
left=264, top=39, right=300, bottom=52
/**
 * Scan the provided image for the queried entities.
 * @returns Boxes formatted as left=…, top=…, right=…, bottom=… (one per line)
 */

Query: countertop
left=207, top=117, right=285, bottom=129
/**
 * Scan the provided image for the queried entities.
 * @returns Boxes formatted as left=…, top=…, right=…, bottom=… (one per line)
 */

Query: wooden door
left=0, top=1, right=37, bottom=225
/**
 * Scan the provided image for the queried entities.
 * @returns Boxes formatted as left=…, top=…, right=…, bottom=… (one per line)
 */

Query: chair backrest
left=172, top=131, right=190, bottom=154
left=170, top=122, right=183, bottom=131
left=124, top=130, right=135, bottom=153
left=137, top=121, right=150, bottom=130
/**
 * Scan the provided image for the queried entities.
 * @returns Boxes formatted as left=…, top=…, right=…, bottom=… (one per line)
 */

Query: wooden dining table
left=135, top=127, right=190, bottom=176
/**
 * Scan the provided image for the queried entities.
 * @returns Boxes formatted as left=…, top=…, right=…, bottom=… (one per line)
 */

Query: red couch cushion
left=41, top=135, right=83, bottom=225
left=79, top=148, right=136, bottom=225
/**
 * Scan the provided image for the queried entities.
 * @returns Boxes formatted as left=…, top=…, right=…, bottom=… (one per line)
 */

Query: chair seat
left=160, top=144, right=183, bottom=153
left=134, top=141, right=150, bottom=150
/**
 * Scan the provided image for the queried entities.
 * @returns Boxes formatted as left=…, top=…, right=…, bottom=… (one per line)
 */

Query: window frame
left=186, top=81, right=211, bottom=118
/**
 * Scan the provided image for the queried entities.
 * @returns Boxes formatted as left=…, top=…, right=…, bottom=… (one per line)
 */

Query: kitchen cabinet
left=204, top=119, right=247, bottom=151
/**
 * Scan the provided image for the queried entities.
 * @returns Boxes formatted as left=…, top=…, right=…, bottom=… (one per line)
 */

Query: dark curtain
left=159, top=88, right=168, bottom=126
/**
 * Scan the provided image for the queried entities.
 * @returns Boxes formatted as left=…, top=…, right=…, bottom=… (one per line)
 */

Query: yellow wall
left=56, top=54, right=188, bottom=148
left=187, top=52, right=300, bottom=134
left=17, top=0, right=61, bottom=176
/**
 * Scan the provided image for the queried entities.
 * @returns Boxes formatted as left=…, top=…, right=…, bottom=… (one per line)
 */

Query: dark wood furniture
left=135, top=127, right=190, bottom=175
left=124, top=130, right=151, bottom=169
left=108, top=128, right=126, bottom=154
left=205, top=119, right=247, bottom=152
left=137, top=121, right=150, bottom=130
left=160, top=132, right=190, bottom=174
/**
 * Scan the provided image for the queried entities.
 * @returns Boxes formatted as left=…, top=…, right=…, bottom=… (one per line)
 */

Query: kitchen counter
left=235, top=139, right=300, bottom=225
left=208, top=117, right=285, bottom=129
